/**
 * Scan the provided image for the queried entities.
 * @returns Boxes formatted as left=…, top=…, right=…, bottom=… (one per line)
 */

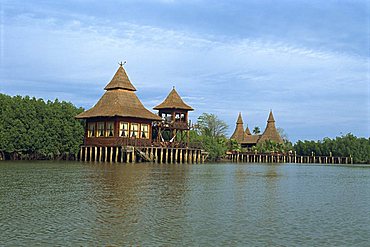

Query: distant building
left=230, top=111, right=283, bottom=148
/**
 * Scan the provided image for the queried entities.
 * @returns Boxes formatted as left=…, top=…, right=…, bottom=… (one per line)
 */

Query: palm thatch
left=104, top=65, right=136, bottom=91
left=245, top=126, right=252, bottom=135
left=76, top=65, right=161, bottom=121
left=230, top=113, right=247, bottom=142
left=258, top=110, right=283, bottom=144
left=154, top=87, right=193, bottom=111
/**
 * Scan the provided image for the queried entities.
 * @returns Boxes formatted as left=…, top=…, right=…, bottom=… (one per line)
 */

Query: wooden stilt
left=84, top=147, right=87, bottom=161
left=132, top=147, right=135, bottom=163
left=79, top=147, right=83, bottom=161
left=184, top=149, right=188, bottom=163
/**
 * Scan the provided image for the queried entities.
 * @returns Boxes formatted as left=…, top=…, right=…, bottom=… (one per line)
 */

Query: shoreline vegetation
left=1, top=94, right=369, bottom=164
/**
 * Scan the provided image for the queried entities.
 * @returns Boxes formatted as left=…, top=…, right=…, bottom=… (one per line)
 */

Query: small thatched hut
left=154, top=87, right=193, bottom=146
left=230, top=110, right=283, bottom=148
left=75, top=65, right=161, bottom=147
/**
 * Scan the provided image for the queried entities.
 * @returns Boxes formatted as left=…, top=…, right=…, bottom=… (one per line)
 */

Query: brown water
left=0, top=161, right=369, bottom=246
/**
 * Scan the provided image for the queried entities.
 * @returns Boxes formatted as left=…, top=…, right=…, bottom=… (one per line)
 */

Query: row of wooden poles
left=79, top=146, right=207, bottom=164
left=228, top=153, right=353, bottom=164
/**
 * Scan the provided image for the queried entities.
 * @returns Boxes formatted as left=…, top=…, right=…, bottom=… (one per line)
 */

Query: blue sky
left=0, top=0, right=369, bottom=141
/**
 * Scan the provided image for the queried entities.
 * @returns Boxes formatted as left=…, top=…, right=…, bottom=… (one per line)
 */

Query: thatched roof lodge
left=76, top=64, right=161, bottom=147
left=153, top=87, right=193, bottom=145
left=230, top=110, right=283, bottom=148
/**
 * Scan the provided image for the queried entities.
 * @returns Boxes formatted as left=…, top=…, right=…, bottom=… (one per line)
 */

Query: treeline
left=0, top=94, right=84, bottom=160
left=294, top=134, right=370, bottom=164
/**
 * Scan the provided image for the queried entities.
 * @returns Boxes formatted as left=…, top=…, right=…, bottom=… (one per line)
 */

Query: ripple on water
left=0, top=162, right=369, bottom=246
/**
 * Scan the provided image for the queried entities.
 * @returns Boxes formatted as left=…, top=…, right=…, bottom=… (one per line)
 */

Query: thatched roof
left=245, top=126, right=252, bottom=135
left=154, top=87, right=194, bottom=111
left=244, top=134, right=261, bottom=144
left=104, top=65, right=136, bottom=91
left=76, top=65, right=161, bottom=121
left=230, top=113, right=247, bottom=142
left=258, top=110, right=283, bottom=144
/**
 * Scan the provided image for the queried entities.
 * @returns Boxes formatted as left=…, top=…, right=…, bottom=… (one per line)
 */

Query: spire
left=230, top=112, right=246, bottom=142
left=104, top=64, right=136, bottom=91
left=236, top=112, right=243, bottom=124
left=268, top=110, right=275, bottom=122
left=245, top=125, right=251, bottom=135
left=258, top=110, right=283, bottom=144
left=153, top=87, right=194, bottom=111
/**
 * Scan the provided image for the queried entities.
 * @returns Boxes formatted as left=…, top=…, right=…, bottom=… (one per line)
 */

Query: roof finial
left=173, top=86, right=175, bottom=89
left=119, top=61, right=127, bottom=67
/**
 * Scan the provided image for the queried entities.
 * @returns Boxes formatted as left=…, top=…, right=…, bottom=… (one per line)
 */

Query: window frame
left=106, top=121, right=114, bottom=137
left=140, top=124, right=149, bottom=139
left=119, top=122, right=129, bottom=137
left=130, top=123, right=139, bottom=138
left=87, top=122, right=96, bottom=137
left=97, top=122, right=105, bottom=137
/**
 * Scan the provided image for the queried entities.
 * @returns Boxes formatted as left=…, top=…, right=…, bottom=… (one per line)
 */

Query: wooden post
left=115, top=147, right=119, bottom=163
left=88, top=147, right=92, bottom=161
left=160, top=148, right=164, bottom=164
left=126, top=148, right=130, bottom=163
left=131, top=147, right=135, bottom=163
left=84, top=147, right=87, bottom=161
left=184, top=149, right=188, bottom=163
left=121, top=147, right=124, bottom=163
left=175, top=149, right=178, bottom=163
left=197, top=150, right=201, bottom=164
left=79, top=147, right=83, bottom=161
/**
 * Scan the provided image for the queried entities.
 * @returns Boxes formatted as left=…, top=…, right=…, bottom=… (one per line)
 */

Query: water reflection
left=0, top=162, right=369, bottom=246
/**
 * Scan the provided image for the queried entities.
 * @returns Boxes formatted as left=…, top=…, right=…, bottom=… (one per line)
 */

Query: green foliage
left=191, top=113, right=229, bottom=161
left=251, top=140, right=291, bottom=153
left=228, top=139, right=241, bottom=152
left=294, top=134, right=370, bottom=164
left=252, top=126, right=261, bottom=134
left=196, top=113, right=228, bottom=138
left=0, top=94, right=84, bottom=159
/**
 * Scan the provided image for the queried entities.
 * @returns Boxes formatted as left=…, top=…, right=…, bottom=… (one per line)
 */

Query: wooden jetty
left=78, top=146, right=208, bottom=164
left=227, top=151, right=353, bottom=165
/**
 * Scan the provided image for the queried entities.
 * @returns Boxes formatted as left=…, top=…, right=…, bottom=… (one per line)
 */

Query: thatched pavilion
left=153, top=87, right=194, bottom=147
left=230, top=110, right=283, bottom=148
left=75, top=64, right=161, bottom=147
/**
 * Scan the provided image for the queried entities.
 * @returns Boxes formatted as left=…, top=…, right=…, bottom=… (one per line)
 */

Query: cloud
left=0, top=8, right=368, bottom=141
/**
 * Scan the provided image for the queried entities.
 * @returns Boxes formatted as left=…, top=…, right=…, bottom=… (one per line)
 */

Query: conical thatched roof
left=104, top=65, right=136, bottom=91
left=76, top=65, right=161, bottom=121
left=154, top=87, right=194, bottom=111
left=230, top=113, right=247, bottom=142
left=258, top=110, right=283, bottom=144
left=245, top=126, right=252, bottom=135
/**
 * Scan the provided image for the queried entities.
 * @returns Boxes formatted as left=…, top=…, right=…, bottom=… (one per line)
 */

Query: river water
left=0, top=161, right=369, bottom=246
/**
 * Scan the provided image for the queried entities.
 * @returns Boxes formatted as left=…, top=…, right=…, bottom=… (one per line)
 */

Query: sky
left=0, top=0, right=369, bottom=142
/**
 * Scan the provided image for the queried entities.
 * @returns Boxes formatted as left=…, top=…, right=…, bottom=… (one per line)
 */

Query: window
left=88, top=123, right=95, bottom=137
left=141, top=124, right=149, bottom=139
left=97, top=122, right=105, bottom=137
left=130, top=123, right=138, bottom=138
left=106, top=122, right=114, bottom=137
left=180, top=113, right=186, bottom=121
left=119, top=122, right=129, bottom=137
